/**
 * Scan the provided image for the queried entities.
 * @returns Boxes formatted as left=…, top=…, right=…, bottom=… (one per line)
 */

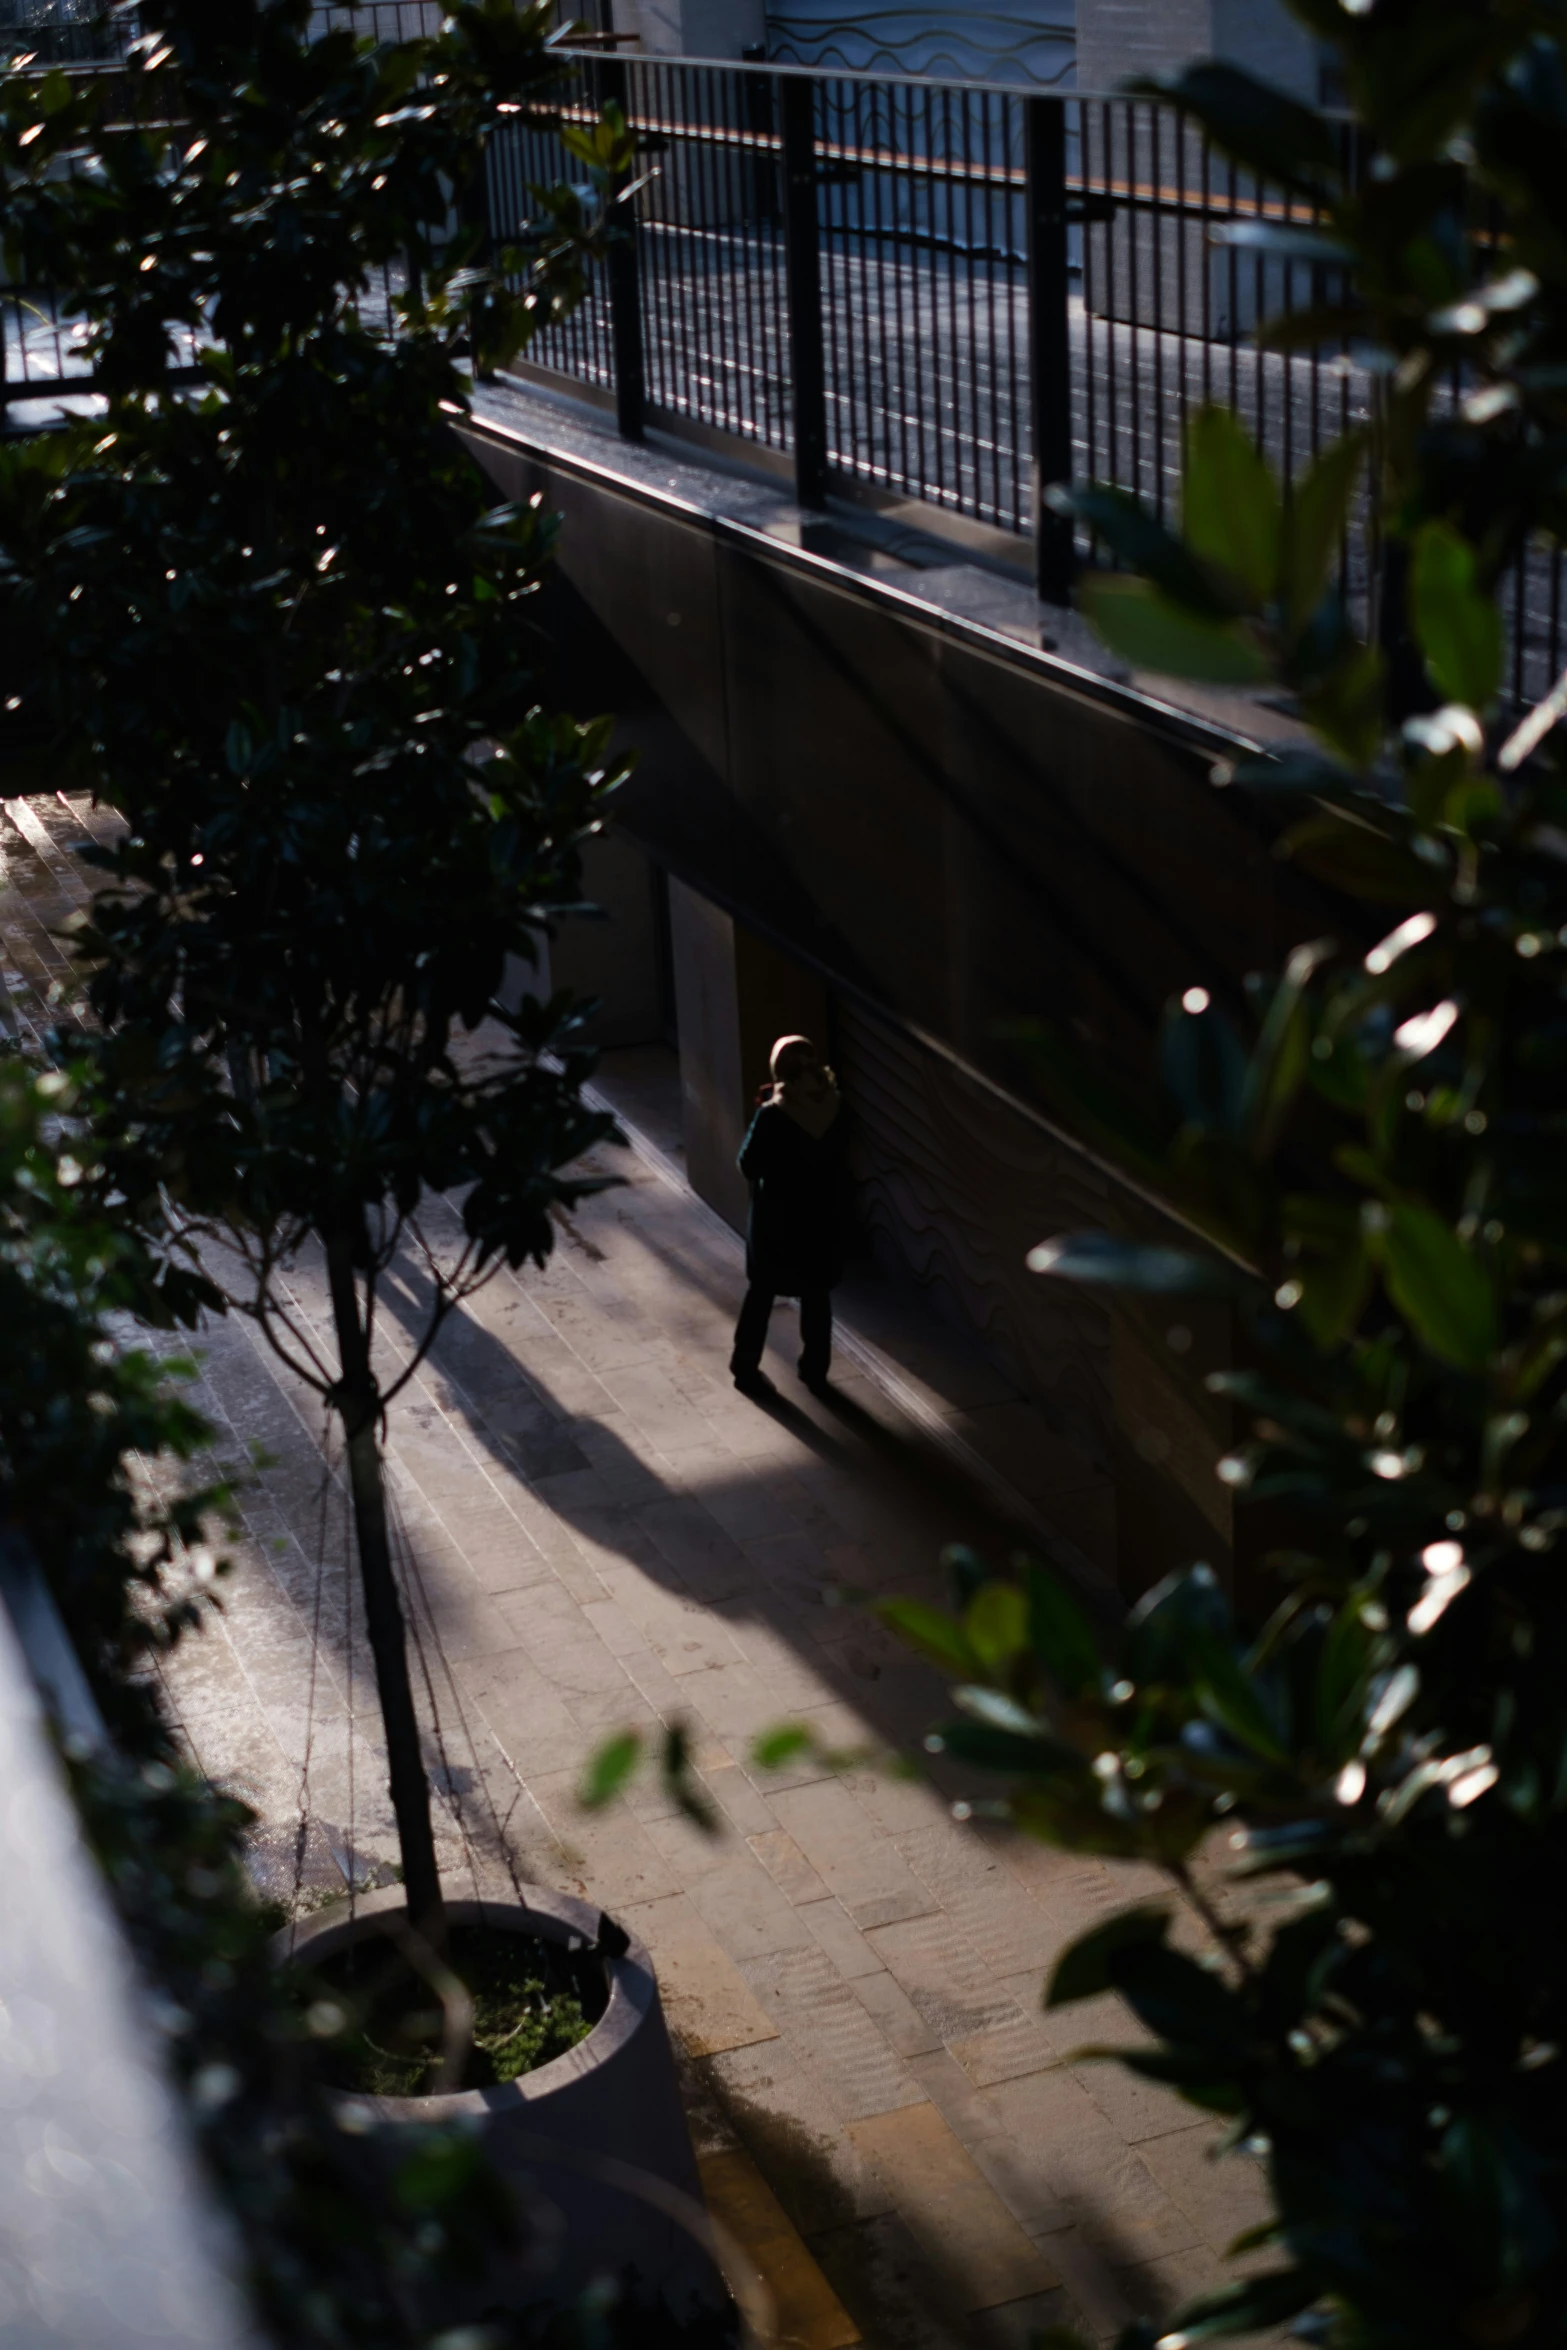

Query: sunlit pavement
left=4, top=793, right=1273, bottom=2350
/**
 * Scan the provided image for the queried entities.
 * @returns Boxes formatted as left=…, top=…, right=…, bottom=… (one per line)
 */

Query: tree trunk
left=325, top=1228, right=445, bottom=1947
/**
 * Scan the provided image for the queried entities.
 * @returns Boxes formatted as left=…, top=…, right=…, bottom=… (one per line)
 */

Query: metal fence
left=492, top=50, right=1566, bottom=706
left=4, top=30, right=1563, bottom=703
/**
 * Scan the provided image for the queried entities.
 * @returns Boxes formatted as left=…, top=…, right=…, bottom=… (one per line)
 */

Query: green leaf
left=1408, top=521, right=1503, bottom=709
left=1110, top=1940, right=1252, bottom=2053
left=1283, top=812, right=1435, bottom=902
left=1108, top=2046, right=1248, bottom=2114
left=1124, top=1565, right=1234, bottom=1686
left=1159, top=2271, right=1319, bottom=2342
left=661, top=1721, right=717, bottom=1831
left=1028, top=1232, right=1238, bottom=1297
left=1284, top=432, right=1365, bottom=632
left=1079, top=577, right=1272, bottom=685
left=964, top=1581, right=1029, bottom=1673
left=1051, top=482, right=1233, bottom=616
left=1026, top=1561, right=1103, bottom=1699
left=1160, top=992, right=1248, bottom=1136
left=874, top=1597, right=977, bottom=1677
left=1194, top=1648, right=1290, bottom=1766
left=937, top=1716, right=1084, bottom=1777
left=1183, top=407, right=1281, bottom=606
left=579, top=1730, right=641, bottom=1809
left=1381, top=1204, right=1497, bottom=1369
left=1047, top=1905, right=1172, bottom=2006
left=1239, top=938, right=1334, bottom=1153
left=1300, top=641, right=1388, bottom=770
left=1130, top=60, right=1339, bottom=196
left=751, top=1724, right=815, bottom=1770
left=1295, top=1237, right=1374, bottom=1349
left=1218, top=749, right=1359, bottom=797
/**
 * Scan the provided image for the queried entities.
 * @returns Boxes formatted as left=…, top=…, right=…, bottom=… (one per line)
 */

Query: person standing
left=730, top=1034, right=851, bottom=1398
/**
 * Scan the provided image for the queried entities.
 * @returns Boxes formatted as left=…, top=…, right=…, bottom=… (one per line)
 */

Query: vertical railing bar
left=1005, top=96, right=1024, bottom=529
left=713, top=67, right=738, bottom=431
left=900, top=77, right=914, bottom=496
left=772, top=87, right=790, bottom=448
left=712, top=65, right=736, bottom=431
left=1103, top=102, right=1119, bottom=491
left=735, top=69, right=759, bottom=439
left=1175, top=105, right=1190, bottom=505
left=822, top=76, right=845, bottom=467
left=691, top=65, right=715, bottom=426
left=980, top=89, right=999, bottom=519
left=940, top=86, right=960, bottom=510
left=1280, top=172, right=1295, bottom=500
left=779, top=70, right=828, bottom=504
left=693, top=65, right=718, bottom=425
left=1226, top=151, right=1239, bottom=413
left=664, top=64, right=693, bottom=420
left=1151, top=101, right=1166, bottom=522
left=874, top=81, right=893, bottom=488
left=1081, top=97, right=1098, bottom=542
left=963, top=89, right=982, bottom=513
left=601, top=49, right=646, bottom=440
left=1252, top=161, right=1266, bottom=466
left=912, top=83, right=929, bottom=503
left=1212, top=128, right=1221, bottom=408
left=1127, top=100, right=1142, bottom=501
left=1027, top=92, right=1073, bottom=601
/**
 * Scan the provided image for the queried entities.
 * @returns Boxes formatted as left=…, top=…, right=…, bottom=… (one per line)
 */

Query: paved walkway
left=2, top=794, right=1270, bottom=2350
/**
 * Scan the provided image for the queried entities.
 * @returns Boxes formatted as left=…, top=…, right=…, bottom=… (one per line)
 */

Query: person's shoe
left=798, top=1361, right=833, bottom=1397
left=732, top=1366, right=775, bottom=1399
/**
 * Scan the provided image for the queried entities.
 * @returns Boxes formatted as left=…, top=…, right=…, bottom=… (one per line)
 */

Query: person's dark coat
left=737, top=1102, right=851, bottom=1294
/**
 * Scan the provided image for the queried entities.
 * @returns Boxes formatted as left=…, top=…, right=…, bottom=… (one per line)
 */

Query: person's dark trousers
left=731, top=1285, right=833, bottom=1382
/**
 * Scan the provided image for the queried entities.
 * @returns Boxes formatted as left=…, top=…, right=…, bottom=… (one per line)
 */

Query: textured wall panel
left=836, top=1001, right=1116, bottom=1468
left=765, top=1, right=1074, bottom=85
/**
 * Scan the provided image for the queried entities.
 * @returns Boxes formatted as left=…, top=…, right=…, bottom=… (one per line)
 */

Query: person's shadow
left=367, top=1245, right=1031, bottom=1775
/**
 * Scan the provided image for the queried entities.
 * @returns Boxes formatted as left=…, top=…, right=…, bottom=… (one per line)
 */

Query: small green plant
left=307, top=1922, right=596, bottom=2098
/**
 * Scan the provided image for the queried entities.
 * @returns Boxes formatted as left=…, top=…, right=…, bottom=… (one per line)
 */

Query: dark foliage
left=879, top=7, right=1567, bottom=2349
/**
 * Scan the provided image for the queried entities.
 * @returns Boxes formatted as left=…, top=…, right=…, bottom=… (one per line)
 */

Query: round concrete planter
left=275, top=1881, right=736, bottom=2331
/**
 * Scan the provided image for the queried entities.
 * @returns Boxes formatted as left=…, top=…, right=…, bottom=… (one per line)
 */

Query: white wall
left=1076, top=0, right=1319, bottom=100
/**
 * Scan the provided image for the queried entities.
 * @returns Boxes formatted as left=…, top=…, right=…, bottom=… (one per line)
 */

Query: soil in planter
left=303, top=1923, right=606, bottom=2098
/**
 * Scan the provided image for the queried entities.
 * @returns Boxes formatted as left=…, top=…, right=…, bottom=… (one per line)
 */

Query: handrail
left=547, top=96, right=1333, bottom=229
left=546, top=44, right=1356, bottom=119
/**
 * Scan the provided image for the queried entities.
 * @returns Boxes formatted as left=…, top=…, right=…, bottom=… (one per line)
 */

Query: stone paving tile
left=702, top=2040, right=900, bottom=2237
left=769, top=1780, right=942, bottom=1932
left=977, top=2066, right=1206, bottom=2264
left=797, top=1897, right=886, bottom=1982
left=848, top=1969, right=943, bottom=2060
left=846, top=2105, right=1061, bottom=2310
left=1134, top=2123, right=1274, bottom=2257
left=621, top=1892, right=782, bottom=2058
left=749, top=1828, right=833, bottom=1907
left=738, top=1947, right=926, bottom=2124
left=863, top=1912, right=1022, bottom=2044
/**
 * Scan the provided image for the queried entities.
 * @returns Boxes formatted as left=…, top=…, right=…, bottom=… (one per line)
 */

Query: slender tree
left=0, top=0, right=635, bottom=1940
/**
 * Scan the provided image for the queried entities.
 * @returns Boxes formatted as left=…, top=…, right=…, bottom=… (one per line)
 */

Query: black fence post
left=599, top=54, right=647, bottom=443
left=1026, top=95, right=1074, bottom=605
left=779, top=74, right=828, bottom=508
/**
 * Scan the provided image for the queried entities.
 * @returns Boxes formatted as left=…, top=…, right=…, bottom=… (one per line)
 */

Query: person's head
left=770, top=1034, right=821, bottom=1088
